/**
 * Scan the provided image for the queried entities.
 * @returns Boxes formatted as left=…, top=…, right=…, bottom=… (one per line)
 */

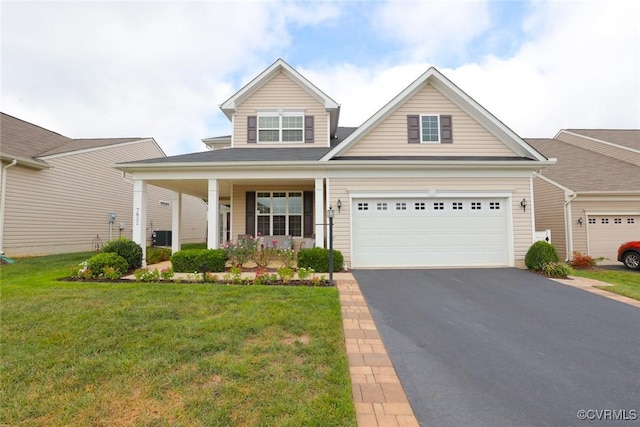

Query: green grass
left=0, top=253, right=355, bottom=426
left=571, top=268, right=640, bottom=301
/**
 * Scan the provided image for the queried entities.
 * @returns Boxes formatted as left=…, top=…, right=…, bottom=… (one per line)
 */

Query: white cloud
left=1, top=1, right=339, bottom=155
left=372, top=0, right=492, bottom=62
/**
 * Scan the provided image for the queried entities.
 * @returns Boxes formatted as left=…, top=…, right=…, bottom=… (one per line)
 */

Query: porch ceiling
left=146, top=178, right=316, bottom=200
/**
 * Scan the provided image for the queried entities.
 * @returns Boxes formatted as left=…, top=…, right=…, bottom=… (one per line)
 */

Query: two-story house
left=116, top=59, right=555, bottom=268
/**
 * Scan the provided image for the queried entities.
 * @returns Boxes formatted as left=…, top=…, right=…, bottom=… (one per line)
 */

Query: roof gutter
left=0, top=159, right=18, bottom=255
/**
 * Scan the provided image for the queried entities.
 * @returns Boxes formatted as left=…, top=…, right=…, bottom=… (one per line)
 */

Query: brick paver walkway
left=337, top=277, right=419, bottom=427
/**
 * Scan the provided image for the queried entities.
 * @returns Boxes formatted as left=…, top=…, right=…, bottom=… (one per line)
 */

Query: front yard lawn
left=0, top=253, right=355, bottom=426
left=571, top=268, right=640, bottom=301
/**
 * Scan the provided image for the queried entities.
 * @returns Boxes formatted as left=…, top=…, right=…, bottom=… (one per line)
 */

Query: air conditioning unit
left=152, top=230, right=172, bottom=247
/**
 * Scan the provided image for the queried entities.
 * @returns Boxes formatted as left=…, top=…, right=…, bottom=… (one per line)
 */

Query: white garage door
left=352, top=198, right=510, bottom=268
left=588, top=215, right=640, bottom=261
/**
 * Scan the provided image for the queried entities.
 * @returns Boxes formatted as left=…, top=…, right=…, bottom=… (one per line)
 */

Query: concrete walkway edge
left=337, top=276, right=420, bottom=427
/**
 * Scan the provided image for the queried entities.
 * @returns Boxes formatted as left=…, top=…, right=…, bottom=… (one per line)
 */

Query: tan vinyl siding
left=230, top=183, right=315, bottom=240
left=569, top=196, right=640, bottom=258
left=557, top=132, right=640, bottom=166
left=532, top=177, right=568, bottom=259
left=234, top=70, right=328, bottom=147
left=329, top=176, right=533, bottom=268
left=342, top=84, right=516, bottom=157
left=2, top=140, right=206, bottom=256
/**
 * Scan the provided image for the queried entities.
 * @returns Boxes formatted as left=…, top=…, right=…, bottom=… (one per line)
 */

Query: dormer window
left=258, top=112, right=304, bottom=143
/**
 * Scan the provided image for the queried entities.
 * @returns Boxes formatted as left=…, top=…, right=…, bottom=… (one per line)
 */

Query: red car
left=617, top=241, right=640, bottom=271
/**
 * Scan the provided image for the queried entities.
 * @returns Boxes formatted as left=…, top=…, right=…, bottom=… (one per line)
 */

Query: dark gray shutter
left=440, top=115, right=453, bottom=143
left=304, top=115, right=314, bottom=143
left=247, top=116, right=257, bottom=143
left=246, top=191, right=256, bottom=236
left=407, top=115, right=420, bottom=143
left=303, top=191, right=313, bottom=237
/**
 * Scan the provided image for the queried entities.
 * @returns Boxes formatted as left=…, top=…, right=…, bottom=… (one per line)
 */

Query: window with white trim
left=415, top=202, right=426, bottom=210
left=258, top=112, right=304, bottom=143
left=396, top=202, right=407, bottom=211
left=628, top=218, right=636, bottom=224
left=433, top=202, right=444, bottom=210
left=614, top=218, right=622, bottom=224
left=601, top=218, right=609, bottom=224
left=452, top=202, right=463, bottom=210
left=357, top=202, right=369, bottom=211
left=256, top=192, right=303, bottom=236
left=421, top=115, right=440, bottom=143
left=589, top=218, right=596, bottom=224
left=471, top=202, right=482, bottom=210
left=489, top=202, right=500, bottom=210
left=377, top=202, right=388, bottom=211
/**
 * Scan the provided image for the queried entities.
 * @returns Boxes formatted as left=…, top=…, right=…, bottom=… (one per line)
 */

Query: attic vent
left=160, top=200, right=171, bottom=207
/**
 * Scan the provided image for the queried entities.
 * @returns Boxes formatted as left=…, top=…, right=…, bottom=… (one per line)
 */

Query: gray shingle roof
left=565, top=129, right=640, bottom=150
left=526, top=138, right=640, bottom=192
left=122, top=147, right=334, bottom=164
left=0, top=112, right=149, bottom=161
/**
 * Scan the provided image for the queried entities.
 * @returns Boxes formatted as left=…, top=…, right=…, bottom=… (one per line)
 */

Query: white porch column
left=132, top=179, right=147, bottom=265
left=171, top=191, right=182, bottom=254
left=207, top=179, right=219, bottom=249
left=314, top=178, right=325, bottom=248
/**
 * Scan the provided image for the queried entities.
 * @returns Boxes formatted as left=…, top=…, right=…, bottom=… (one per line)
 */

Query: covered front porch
left=130, top=175, right=331, bottom=265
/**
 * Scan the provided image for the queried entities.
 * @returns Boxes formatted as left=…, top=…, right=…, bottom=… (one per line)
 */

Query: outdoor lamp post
left=328, top=206, right=334, bottom=286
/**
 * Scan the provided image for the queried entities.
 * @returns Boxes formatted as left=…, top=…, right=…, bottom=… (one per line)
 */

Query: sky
left=2, top=0, right=639, bottom=156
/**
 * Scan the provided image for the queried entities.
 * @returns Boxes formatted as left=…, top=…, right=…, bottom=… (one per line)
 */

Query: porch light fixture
left=336, top=199, right=342, bottom=213
left=520, top=198, right=528, bottom=212
left=577, top=217, right=583, bottom=226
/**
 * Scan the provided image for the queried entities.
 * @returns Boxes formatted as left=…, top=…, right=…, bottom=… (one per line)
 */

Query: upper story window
left=258, top=112, right=304, bottom=143
left=407, top=114, right=453, bottom=144
left=421, top=115, right=440, bottom=143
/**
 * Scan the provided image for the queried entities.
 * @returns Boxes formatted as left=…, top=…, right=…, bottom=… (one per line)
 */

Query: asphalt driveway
left=353, top=268, right=640, bottom=426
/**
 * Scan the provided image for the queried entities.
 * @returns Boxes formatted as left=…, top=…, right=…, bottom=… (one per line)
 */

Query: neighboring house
left=0, top=113, right=207, bottom=257
left=116, top=59, right=555, bottom=268
left=527, top=130, right=640, bottom=262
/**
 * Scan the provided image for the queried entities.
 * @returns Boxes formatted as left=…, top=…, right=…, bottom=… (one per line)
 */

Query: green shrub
left=86, top=252, right=128, bottom=278
left=101, top=238, right=143, bottom=270
left=540, top=261, right=573, bottom=278
left=171, top=249, right=227, bottom=273
left=146, top=247, right=172, bottom=265
left=525, top=240, right=560, bottom=271
left=297, top=247, right=344, bottom=273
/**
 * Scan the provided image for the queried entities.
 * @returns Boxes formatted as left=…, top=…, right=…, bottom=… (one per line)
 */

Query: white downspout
left=564, top=192, right=577, bottom=261
left=0, top=159, right=18, bottom=255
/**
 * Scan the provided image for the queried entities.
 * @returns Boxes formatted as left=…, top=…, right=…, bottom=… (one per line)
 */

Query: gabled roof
left=1, top=112, right=153, bottom=167
left=321, top=67, right=548, bottom=162
left=219, top=58, right=341, bottom=137
left=557, top=129, right=640, bottom=151
left=526, top=138, right=640, bottom=192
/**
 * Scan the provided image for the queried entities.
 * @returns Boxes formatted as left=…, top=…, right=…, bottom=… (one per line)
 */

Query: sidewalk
left=337, top=276, right=419, bottom=427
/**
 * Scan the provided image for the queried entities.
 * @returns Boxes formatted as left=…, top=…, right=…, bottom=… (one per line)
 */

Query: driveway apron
left=353, top=268, right=640, bottom=427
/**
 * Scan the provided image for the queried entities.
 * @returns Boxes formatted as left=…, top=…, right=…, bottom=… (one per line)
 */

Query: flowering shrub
left=102, top=266, right=122, bottom=280
left=224, top=237, right=257, bottom=267
left=278, top=248, right=297, bottom=269
left=160, top=267, right=174, bottom=281
left=133, top=268, right=160, bottom=282
left=253, top=246, right=278, bottom=268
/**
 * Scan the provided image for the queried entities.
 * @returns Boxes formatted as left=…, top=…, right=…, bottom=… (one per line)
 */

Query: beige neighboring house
left=116, top=59, right=555, bottom=268
left=0, top=113, right=207, bottom=257
left=527, top=130, right=640, bottom=262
